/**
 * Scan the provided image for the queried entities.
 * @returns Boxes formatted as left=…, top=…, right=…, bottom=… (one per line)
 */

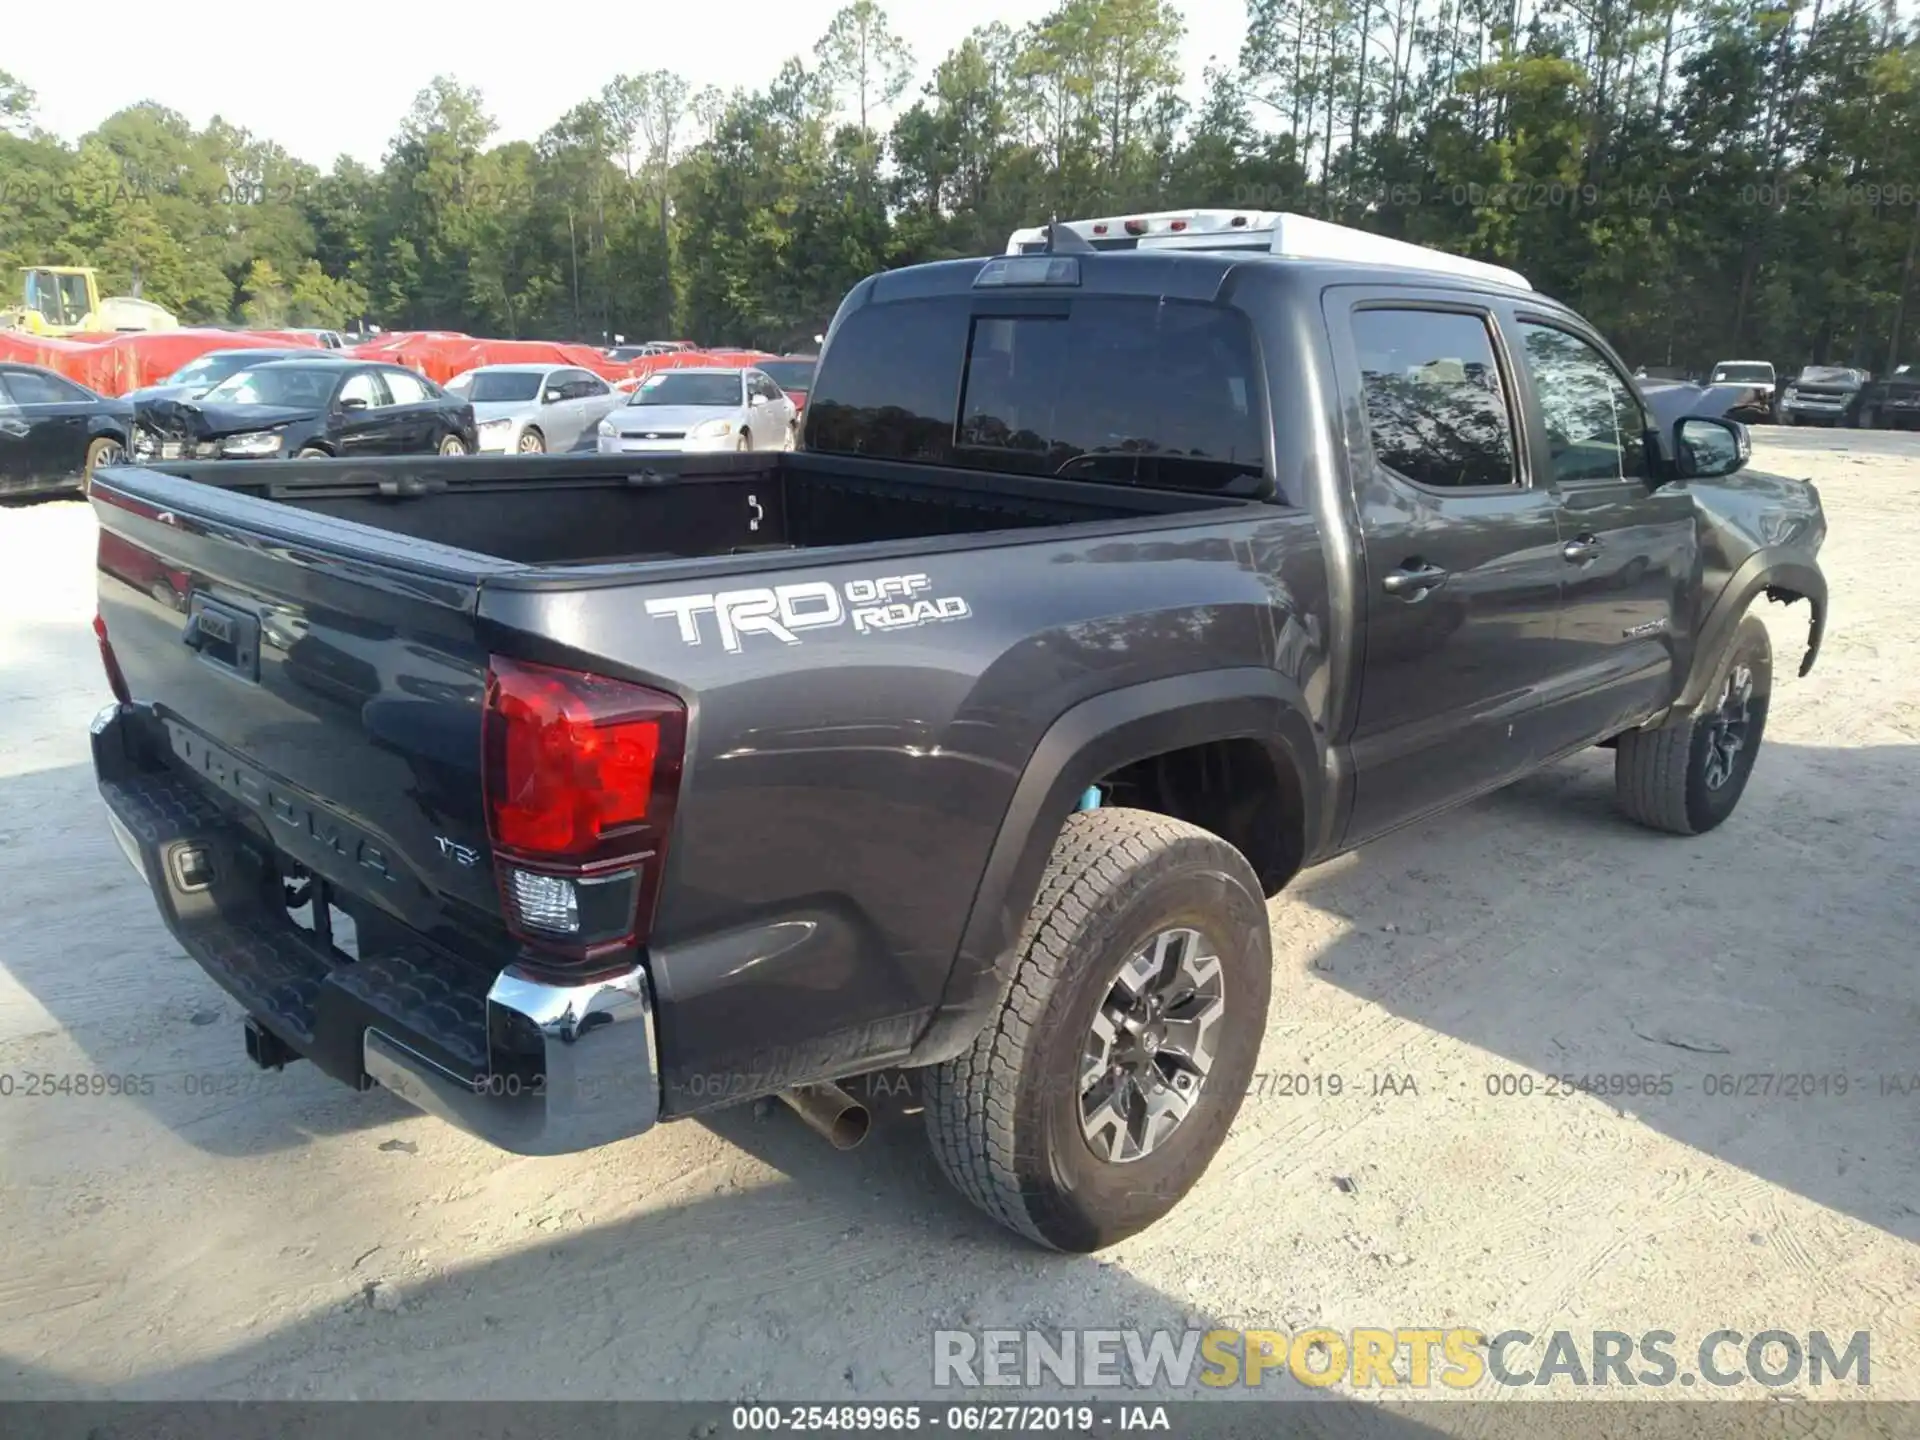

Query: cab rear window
left=807, top=294, right=1268, bottom=494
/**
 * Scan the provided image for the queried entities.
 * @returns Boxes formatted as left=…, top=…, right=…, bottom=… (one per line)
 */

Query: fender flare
left=902, top=666, right=1322, bottom=1067
left=1677, top=549, right=1826, bottom=710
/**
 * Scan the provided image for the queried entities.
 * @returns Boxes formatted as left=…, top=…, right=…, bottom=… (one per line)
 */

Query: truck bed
left=127, top=451, right=1247, bottom=571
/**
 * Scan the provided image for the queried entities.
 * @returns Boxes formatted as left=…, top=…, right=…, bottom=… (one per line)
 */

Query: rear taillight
left=482, top=657, right=686, bottom=964
left=93, top=612, right=130, bottom=705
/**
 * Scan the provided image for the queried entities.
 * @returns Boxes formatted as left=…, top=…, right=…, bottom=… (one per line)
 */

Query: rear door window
left=1349, top=308, right=1518, bottom=489
left=808, top=294, right=1268, bottom=493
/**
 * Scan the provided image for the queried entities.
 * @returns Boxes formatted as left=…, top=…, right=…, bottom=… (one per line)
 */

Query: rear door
left=1328, top=290, right=1568, bottom=845
left=378, top=367, right=440, bottom=452
left=0, top=375, right=33, bottom=492
left=1503, top=314, right=1698, bottom=754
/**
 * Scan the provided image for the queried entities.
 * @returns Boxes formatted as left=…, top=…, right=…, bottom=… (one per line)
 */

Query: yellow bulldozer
left=0, top=266, right=179, bottom=336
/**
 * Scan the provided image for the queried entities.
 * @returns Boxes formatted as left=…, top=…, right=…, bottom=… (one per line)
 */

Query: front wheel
left=1614, top=613, right=1772, bottom=836
left=737, top=430, right=752, bottom=452
left=922, top=808, right=1271, bottom=1252
left=1857, top=406, right=1878, bottom=430
left=439, top=433, right=469, bottom=456
left=516, top=428, right=545, bottom=453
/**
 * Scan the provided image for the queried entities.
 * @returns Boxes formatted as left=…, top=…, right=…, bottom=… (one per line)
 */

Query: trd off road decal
left=644, top=573, right=971, bottom=653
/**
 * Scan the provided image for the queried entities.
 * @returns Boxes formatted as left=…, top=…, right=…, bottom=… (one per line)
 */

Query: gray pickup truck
left=88, top=213, right=1828, bottom=1252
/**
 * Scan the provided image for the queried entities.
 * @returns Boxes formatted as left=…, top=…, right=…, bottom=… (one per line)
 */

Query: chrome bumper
left=363, top=962, right=661, bottom=1157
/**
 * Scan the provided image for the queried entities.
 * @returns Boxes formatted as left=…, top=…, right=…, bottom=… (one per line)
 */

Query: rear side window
left=1350, top=308, right=1517, bottom=489
left=808, top=294, right=1268, bottom=493
left=382, top=369, right=431, bottom=405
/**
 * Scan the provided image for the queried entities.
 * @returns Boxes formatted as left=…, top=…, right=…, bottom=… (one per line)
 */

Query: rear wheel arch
left=907, top=669, right=1321, bottom=1068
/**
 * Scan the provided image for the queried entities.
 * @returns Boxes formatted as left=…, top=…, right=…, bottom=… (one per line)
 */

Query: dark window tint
left=958, top=300, right=1265, bottom=491
left=805, top=296, right=969, bottom=464
left=1351, top=309, right=1516, bottom=488
left=5, top=368, right=90, bottom=404
left=809, top=294, right=1266, bottom=493
left=1516, top=322, right=1647, bottom=483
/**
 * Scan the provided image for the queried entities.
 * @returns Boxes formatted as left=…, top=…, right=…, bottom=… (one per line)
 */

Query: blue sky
left=15, top=1, right=1250, bottom=169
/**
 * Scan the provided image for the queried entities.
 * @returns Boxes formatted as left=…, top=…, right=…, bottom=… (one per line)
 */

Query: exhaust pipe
left=777, top=1081, right=870, bottom=1150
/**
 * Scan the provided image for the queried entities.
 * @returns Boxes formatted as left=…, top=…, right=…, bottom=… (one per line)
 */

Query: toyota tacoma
left=89, top=209, right=1828, bottom=1252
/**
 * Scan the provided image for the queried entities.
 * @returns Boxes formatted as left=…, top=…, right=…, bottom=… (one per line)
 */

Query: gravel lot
left=1, top=434, right=1915, bottom=1417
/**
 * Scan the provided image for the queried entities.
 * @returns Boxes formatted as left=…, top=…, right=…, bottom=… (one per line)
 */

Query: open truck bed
left=117, top=450, right=1248, bottom=574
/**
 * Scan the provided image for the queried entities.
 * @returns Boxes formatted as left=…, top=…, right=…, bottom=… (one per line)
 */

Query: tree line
left=2, top=0, right=1917, bottom=371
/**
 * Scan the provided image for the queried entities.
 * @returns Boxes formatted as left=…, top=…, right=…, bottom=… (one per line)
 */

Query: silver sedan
left=446, top=364, right=624, bottom=454
left=596, top=367, right=797, bottom=454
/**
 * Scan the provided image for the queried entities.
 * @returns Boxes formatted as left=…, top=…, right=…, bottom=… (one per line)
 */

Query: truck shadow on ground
left=1, top=1113, right=1458, bottom=1438
left=1280, top=739, right=1920, bottom=1246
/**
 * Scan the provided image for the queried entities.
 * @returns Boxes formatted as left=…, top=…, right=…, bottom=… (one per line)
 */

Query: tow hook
left=244, top=1017, right=298, bottom=1071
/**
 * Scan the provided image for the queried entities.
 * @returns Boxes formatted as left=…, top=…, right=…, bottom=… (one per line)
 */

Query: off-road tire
left=923, top=808, right=1271, bottom=1252
left=1615, top=613, right=1772, bottom=835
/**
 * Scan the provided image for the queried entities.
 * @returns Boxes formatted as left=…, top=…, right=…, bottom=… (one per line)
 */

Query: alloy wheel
left=1079, top=927, right=1226, bottom=1163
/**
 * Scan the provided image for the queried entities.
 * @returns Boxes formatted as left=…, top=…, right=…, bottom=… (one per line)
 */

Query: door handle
left=1382, top=563, right=1450, bottom=598
left=1562, top=536, right=1603, bottom=563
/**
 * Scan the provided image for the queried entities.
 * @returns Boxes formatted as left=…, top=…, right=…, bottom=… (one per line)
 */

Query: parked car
left=444, top=364, right=623, bottom=454
left=1859, top=364, right=1920, bottom=429
left=88, top=210, right=1826, bottom=1253
left=1706, top=359, right=1779, bottom=422
left=754, top=355, right=819, bottom=413
left=121, top=348, right=335, bottom=406
left=1778, top=365, right=1871, bottom=427
left=596, top=366, right=796, bottom=453
left=0, top=362, right=133, bottom=496
left=131, top=356, right=476, bottom=461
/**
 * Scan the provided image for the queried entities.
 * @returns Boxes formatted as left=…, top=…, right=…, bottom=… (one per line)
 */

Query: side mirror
left=750, top=392, right=767, bottom=407
left=543, top=389, right=563, bottom=404
left=1675, top=415, right=1748, bottom=479
left=339, top=396, right=369, bottom=413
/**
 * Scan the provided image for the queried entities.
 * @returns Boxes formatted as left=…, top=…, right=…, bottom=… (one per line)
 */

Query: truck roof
left=862, top=247, right=1546, bottom=312
left=1006, top=209, right=1531, bottom=292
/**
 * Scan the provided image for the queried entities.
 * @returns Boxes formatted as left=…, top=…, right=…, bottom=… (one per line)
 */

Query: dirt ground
left=1, top=432, right=1915, bottom=1417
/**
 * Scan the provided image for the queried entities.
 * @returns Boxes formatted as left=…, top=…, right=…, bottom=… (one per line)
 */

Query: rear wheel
left=1614, top=613, right=1772, bottom=836
left=83, top=436, right=125, bottom=489
left=439, top=433, right=469, bottom=456
left=923, top=808, right=1271, bottom=1252
left=1857, top=406, right=1878, bottom=430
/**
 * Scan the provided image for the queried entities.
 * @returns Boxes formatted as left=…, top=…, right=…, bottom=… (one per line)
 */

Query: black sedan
left=132, top=357, right=477, bottom=462
left=0, top=363, right=135, bottom=498
left=120, top=347, right=333, bottom=405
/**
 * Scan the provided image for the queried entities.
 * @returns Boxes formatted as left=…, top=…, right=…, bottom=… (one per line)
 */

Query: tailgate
left=92, top=471, right=518, bottom=962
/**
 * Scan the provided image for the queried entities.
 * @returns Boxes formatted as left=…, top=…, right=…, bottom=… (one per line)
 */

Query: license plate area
left=185, top=596, right=261, bottom=682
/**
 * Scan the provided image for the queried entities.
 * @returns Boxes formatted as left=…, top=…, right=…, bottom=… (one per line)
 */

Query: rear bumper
left=91, top=703, right=661, bottom=1156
